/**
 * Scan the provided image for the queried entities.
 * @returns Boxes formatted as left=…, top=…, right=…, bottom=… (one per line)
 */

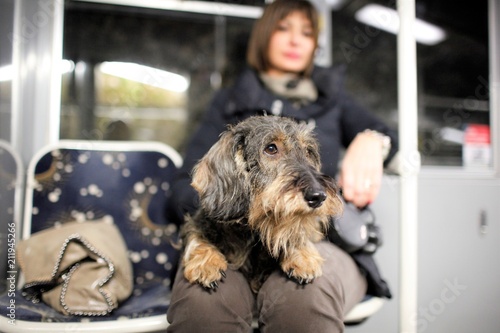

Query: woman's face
left=266, top=11, right=316, bottom=77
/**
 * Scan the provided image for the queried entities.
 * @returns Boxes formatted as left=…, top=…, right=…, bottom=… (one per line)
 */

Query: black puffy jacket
left=169, top=65, right=397, bottom=298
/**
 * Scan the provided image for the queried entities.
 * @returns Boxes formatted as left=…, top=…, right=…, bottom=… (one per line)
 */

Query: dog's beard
left=247, top=179, right=338, bottom=259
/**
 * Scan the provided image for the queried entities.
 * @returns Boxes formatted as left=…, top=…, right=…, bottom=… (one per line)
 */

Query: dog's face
left=191, top=116, right=342, bottom=226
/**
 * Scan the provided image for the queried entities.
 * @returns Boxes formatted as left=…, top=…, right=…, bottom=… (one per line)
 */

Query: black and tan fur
left=181, top=116, right=343, bottom=293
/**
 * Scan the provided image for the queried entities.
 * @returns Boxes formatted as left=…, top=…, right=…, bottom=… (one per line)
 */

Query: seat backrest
left=24, top=140, right=182, bottom=286
left=0, top=140, right=23, bottom=293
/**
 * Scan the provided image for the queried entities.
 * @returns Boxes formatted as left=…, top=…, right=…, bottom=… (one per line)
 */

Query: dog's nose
left=304, top=189, right=327, bottom=208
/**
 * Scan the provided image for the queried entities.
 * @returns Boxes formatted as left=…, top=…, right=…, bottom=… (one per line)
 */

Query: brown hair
left=246, top=0, right=319, bottom=76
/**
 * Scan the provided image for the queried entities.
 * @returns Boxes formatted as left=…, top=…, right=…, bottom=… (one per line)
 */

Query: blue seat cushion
left=0, top=281, right=171, bottom=323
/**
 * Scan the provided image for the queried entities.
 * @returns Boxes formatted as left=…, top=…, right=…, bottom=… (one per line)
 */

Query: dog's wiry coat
left=181, top=116, right=343, bottom=292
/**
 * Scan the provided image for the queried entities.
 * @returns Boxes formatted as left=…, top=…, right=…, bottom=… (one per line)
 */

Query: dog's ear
left=191, top=130, right=250, bottom=222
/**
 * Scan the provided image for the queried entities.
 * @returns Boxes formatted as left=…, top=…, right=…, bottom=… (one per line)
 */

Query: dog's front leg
left=182, top=233, right=228, bottom=289
left=280, top=240, right=324, bottom=284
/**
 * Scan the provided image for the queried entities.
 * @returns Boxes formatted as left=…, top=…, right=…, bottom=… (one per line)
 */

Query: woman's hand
left=338, top=132, right=385, bottom=208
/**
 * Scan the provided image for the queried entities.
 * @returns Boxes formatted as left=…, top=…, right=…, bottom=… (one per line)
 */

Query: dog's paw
left=183, top=243, right=228, bottom=290
left=281, top=245, right=324, bottom=284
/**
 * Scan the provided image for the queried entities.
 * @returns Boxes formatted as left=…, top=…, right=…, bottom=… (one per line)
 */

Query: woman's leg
left=167, top=266, right=255, bottom=333
left=257, top=242, right=367, bottom=333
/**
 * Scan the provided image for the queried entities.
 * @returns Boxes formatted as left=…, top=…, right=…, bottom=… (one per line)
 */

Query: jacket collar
left=224, top=65, right=345, bottom=120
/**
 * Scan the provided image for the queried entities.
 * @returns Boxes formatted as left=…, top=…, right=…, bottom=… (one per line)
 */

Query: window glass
left=61, top=2, right=254, bottom=154
left=416, top=1, right=489, bottom=168
left=331, top=0, right=489, bottom=168
left=61, top=1, right=490, bottom=168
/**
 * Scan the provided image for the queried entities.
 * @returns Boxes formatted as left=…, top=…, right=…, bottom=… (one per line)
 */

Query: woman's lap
left=166, top=242, right=367, bottom=333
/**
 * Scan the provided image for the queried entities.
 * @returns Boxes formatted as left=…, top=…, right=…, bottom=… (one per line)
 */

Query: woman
left=167, top=1, right=397, bottom=332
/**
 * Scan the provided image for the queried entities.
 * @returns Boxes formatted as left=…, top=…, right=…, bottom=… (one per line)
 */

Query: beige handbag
left=17, top=219, right=133, bottom=316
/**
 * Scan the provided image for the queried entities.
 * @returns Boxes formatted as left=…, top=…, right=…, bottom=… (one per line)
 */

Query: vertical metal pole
left=0, top=0, right=15, bottom=142
left=397, top=0, right=420, bottom=332
left=74, top=61, right=96, bottom=137
left=11, top=0, right=64, bottom=165
left=211, top=15, right=226, bottom=90
left=310, top=0, right=332, bottom=67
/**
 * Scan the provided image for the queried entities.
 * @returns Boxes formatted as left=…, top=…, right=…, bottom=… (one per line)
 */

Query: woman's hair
left=246, top=0, right=319, bottom=76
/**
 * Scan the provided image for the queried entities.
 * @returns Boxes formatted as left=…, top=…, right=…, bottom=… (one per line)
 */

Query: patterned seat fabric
left=0, top=143, right=181, bottom=323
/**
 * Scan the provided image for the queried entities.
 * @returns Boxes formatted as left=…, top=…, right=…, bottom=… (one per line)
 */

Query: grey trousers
left=166, top=241, right=367, bottom=333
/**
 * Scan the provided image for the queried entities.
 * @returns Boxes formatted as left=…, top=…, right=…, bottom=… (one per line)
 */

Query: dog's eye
left=264, top=144, right=278, bottom=155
